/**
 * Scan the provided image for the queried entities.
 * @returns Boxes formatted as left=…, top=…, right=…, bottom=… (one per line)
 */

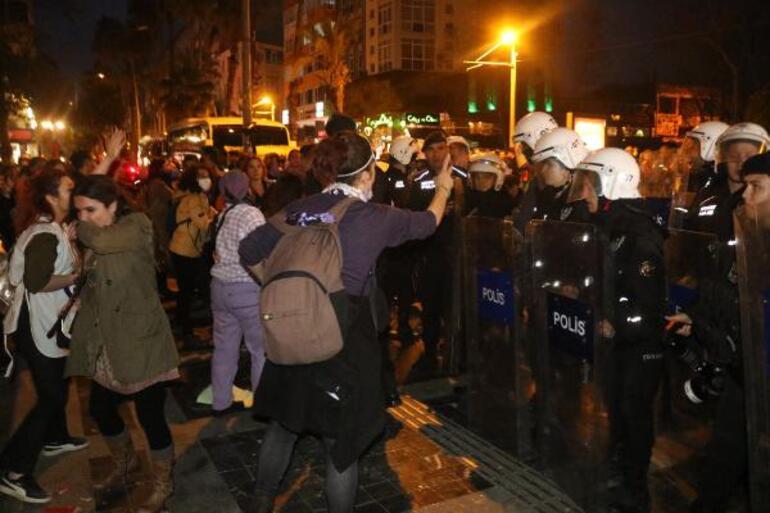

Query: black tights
left=89, top=381, right=172, bottom=451
left=255, top=421, right=358, bottom=513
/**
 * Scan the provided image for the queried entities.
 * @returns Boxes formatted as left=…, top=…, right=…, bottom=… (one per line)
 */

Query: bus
left=167, top=117, right=294, bottom=160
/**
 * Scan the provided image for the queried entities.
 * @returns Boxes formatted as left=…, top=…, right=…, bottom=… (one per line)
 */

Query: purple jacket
left=239, top=191, right=436, bottom=295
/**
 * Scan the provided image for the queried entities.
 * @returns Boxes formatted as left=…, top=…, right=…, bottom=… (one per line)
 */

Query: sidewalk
left=0, top=348, right=581, bottom=513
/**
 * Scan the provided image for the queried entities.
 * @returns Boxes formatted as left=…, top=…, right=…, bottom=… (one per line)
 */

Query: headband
left=337, top=151, right=375, bottom=178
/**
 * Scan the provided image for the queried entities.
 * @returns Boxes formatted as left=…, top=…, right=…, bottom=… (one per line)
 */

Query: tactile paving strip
left=390, top=396, right=583, bottom=513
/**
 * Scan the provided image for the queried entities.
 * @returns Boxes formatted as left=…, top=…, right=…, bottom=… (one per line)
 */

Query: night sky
left=35, top=0, right=127, bottom=81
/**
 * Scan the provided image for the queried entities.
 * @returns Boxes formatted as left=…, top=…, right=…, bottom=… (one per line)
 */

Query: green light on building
left=545, top=98, right=553, bottom=113
left=486, top=100, right=496, bottom=111
left=527, top=99, right=536, bottom=113
left=468, top=101, right=478, bottom=114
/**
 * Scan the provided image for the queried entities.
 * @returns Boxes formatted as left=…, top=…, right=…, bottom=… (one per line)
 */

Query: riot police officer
left=447, top=135, right=471, bottom=179
left=374, top=136, right=418, bottom=207
left=404, top=131, right=464, bottom=371
left=372, top=136, right=420, bottom=384
left=571, top=148, right=667, bottom=513
left=511, top=112, right=558, bottom=233
left=529, top=127, right=590, bottom=222
left=681, top=121, right=729, bottom=195
left=465, top=153, right=514, bottom=219
left=668, top=152, right=770, bottom=513
left=685, top=122, right=769, bottom=239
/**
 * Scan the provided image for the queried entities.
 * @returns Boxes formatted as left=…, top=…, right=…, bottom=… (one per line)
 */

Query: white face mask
left=197, top=177, right=212, bottom=192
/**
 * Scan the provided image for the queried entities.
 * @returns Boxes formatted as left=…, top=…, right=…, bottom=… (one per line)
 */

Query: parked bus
left=167, top=117, right=294, bottom=160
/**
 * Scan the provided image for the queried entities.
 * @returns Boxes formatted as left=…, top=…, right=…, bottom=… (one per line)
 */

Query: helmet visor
left=540, top=158, right=569, bottom=188
left=567, top=168, right=602, bottom=204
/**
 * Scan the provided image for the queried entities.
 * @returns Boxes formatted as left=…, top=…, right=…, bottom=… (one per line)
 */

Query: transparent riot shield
left=460, top=216, right=530, bottom=457
left=668, top=171, right=695, bottom=230
left=529, top=219, right=609, bottom=509
left=735, top=207, right=770, bottom=512
left=658, top=229, right=719, bottom=502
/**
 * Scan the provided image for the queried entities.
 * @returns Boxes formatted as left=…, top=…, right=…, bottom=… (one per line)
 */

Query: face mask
left=198, top=177, right=212, bottom=192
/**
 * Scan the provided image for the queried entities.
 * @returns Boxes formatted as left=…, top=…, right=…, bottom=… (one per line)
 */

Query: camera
left=664, top=322, right=726, bottom=404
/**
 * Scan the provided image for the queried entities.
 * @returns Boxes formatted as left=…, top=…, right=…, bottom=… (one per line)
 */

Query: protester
left=169, top=165, right=215, bottom=346
left=209, top=170, right=266, bottom=415
left=68, top=175, right=179, bottom=513
left=242, top=155, right=269, bottom=207
left=0, top=168, right=88, bottom=505
left=238, top=132, right=454, bottom=513
left=143, top=158, right=176, bottom=298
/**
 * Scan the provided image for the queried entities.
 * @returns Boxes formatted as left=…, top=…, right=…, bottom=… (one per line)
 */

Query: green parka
left=66, top=212, right=179, bottom=385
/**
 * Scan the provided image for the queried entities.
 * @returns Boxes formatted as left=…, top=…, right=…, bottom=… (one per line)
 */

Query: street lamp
left=465, top=28, right=520, bottom=148
left=97, top=72, right=106, bottom=80
left=255, top=96, right=276, bottom=121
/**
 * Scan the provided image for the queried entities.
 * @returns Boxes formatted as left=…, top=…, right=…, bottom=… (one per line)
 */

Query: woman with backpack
left=169, top=165, right=215, bottom=347
left=238, top=132, right=454, bottom=513
left=67, top=175, right=179, bottom=513
left=0, top=167, right=88, bottom=505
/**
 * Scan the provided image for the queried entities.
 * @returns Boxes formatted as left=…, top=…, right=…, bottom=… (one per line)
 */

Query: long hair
left=14, top=166, right=66, bottom=235
left=73, top=175, right=136, bottom=220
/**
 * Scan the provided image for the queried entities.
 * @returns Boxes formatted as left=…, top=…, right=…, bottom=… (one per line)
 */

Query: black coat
left=603, top=200, right=668, bottom=343
left=253, top=295, right=384, bottom=472
left=684, top=166, right=743, bottom=241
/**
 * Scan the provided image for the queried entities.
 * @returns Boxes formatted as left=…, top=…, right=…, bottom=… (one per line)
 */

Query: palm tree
left=310, top=17, right=351, bottom=113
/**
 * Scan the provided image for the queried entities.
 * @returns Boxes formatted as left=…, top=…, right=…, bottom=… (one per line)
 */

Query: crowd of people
left=0, top=110, right=768, bottom=513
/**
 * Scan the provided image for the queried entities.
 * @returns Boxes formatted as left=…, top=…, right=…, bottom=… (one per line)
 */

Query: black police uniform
left=464, top=188, right=515, bottom=219
left=373, top=158, right=410, bottom=207
left=684, top=164, right=743, bottom=240
left=404, top=165, right=464, bottom=368
left=373, top=159, right=416, bottom=346
left=514, top=182, right=570, bottom=232
left=685, top=240, right=745, bottom=513
left=602, top=199, right=667, bottom=513
left=687, top=162, right=717, bottom=198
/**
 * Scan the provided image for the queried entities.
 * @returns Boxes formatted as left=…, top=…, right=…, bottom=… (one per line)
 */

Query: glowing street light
left=254, top=95, right=276, bottom=121
left=54, top=120, right=66, bottom=131
left=40, top=120, right=54, bottom=130
left=465, top=27, right=520, bottom=148
left=500, top=29, right=518, bottom=46
left=97, top=72, right=106, bottom=80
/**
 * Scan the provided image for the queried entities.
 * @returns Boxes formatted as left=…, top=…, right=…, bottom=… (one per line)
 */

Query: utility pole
left=241, top=0, right=253, bottom=153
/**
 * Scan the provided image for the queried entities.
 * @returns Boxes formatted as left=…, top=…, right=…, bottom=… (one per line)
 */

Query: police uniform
left=602, top=199, right=667, bottom=513
left=373, top=158, right=410, bottom=208
left=404, top=163, right=465, bottom=367
left=685, top=231, right=746, bottom=513
left=514, top=182, right=569, bottom=232
left=373, top=158, right=416, bottom=347
left=684, top=165, right=743, bottom=241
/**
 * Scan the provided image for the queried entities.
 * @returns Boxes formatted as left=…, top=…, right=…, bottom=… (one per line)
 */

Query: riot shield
left=658, top=229, right=719, bottom=503
left=460, top=216, right=530, bottom=457
left=735, top=207, right=770, bottom=512
left=529, top=219, right=609, bottom=509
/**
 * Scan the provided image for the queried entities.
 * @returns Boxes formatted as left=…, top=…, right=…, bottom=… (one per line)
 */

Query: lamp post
left=256, top=96, right=275, bottom=121
left=464, top=28, right=519, bottom=148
